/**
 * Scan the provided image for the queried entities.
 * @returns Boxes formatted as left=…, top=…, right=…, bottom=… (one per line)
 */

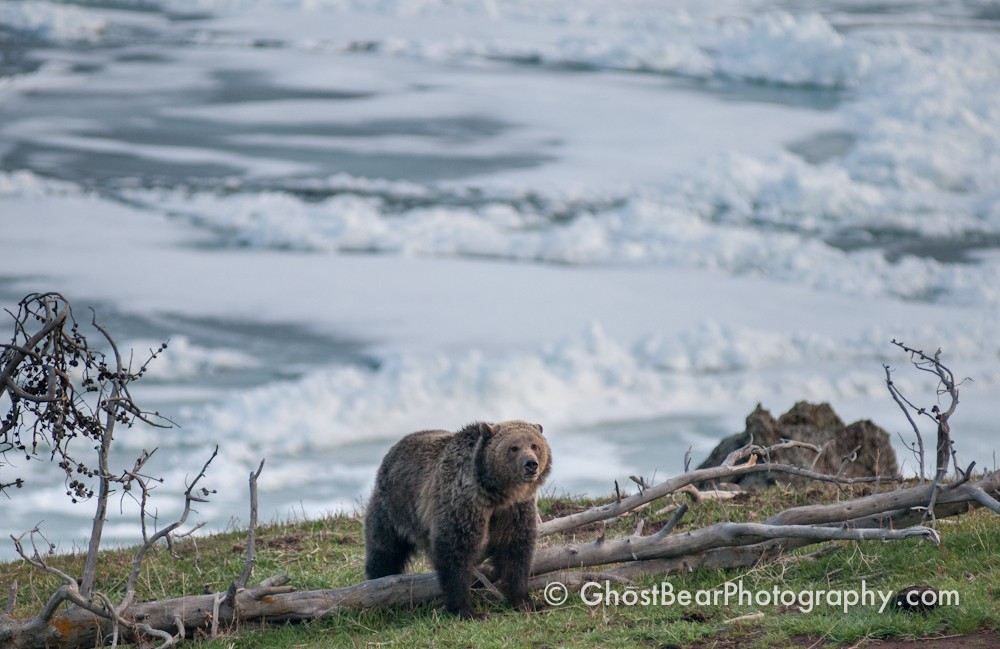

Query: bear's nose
left=524, top=459, right=539, bottom=474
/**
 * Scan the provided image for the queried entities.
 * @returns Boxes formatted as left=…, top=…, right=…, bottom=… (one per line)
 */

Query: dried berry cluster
left=1, top=292, right=168, bottom=502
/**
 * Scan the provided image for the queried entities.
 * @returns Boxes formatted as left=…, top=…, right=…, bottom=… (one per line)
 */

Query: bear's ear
left=533, top=423, right=543, bottom=435
left=478, top=422, right=495, bottom=439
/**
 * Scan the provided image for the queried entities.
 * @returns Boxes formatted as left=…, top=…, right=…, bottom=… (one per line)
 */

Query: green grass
left=3, top=484, right=999, bottom=648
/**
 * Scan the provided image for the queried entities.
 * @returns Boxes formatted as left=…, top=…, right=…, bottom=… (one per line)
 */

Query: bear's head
left=477, top=420, right=551, bottom=490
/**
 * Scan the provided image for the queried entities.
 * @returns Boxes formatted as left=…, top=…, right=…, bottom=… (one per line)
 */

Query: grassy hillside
left=3, top=484, right=999, bottom=648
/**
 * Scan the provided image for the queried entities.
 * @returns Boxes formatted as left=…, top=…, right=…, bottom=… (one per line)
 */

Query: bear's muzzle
left=522, top=458, right=540, bottom=481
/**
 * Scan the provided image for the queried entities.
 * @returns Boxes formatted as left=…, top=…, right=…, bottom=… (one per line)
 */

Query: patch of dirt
left=685, top=629, right=1000, bottom=649
left=862, top=629, right=1000, bottom=648
left=645, top=518, right=674, bottom=535
left=542, top=499, right=589, bottom=519
left=232, top=533, right=305, bottom=554
left=232, top=531, right=358, bottom=554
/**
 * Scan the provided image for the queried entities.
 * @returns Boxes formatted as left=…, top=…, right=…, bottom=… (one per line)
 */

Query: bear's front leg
left=431, top=503, right=488, bottom=618
left=487, top=499, right=537, bottom=610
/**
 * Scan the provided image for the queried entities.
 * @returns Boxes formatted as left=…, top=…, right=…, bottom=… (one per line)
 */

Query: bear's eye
left=509, top=445, right=519, bottom=453
left=531, top=443, right=538, bottom=451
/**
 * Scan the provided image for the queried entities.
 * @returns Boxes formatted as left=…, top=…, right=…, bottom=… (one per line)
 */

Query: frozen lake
left=1, top=0, right=999, bottom=558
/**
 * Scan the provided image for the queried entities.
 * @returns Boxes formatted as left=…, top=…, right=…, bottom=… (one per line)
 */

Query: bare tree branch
left=236, top=459, right=266, bottom=591
left=655, top=502, right=688, bottom=537
left=967, top=486, right=1000, bottom=515
left=723, top=439, right=823, bottom=468
left=887, top=340, right=962, bottom=525
left=884, top=363, right=926, bottom=480
left=4, top=580, right=16, bottom=616
left=122, top=448, right=219, bottom=610
left=539, top=457, right=899, bottom=536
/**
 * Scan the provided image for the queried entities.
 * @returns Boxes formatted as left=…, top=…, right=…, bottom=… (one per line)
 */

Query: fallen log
left=599, top=472, right=1000, bottom=581
left=765, top=470, right=1000, bottom=526
left=538, top=459, right=898, bottom=536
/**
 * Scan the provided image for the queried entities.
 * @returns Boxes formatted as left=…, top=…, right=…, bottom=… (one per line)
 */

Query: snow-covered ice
left=1, top=0, right=998, bottom=555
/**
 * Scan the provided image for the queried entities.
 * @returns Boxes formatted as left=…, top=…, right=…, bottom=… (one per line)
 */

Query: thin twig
left=722, top=439, right=822, bottom=469
left=655, top=502, right=689, bottom=537
left=211, top=592, right=226, bottom=638
left=472, top=568, right=505, bottom=601
left=836, top=445, right=861, bottom=478
left=5, top=580, right=17, bottom=616
left=884, top=363, right=926, bottom=481
left=121, top=447, right=219, bottom=610
left=236, top=459, right=266, bottom=590
left=948, top=461, right=976, bottom=490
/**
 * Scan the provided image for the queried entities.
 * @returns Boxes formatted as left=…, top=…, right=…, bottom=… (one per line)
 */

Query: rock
left=697, top=401, right=898, bottom=488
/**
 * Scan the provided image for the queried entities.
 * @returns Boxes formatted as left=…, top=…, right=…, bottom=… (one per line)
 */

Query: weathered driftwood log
left=538, top=460, right=897, bottom=536
left=0, top=570, right=630, bottom=649
left=766, top=469, right=1000, bottom=526
left=601, top=471, right=1000, bottom=581
left=531, top=522, right=937, bottom=575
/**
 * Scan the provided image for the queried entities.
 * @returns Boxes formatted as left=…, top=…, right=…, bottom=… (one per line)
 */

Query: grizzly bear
left=364, top=420, right=551, bottom=618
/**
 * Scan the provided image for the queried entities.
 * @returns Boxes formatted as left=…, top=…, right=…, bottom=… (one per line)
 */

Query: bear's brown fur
left=364, top=420, right=551, bottom=618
